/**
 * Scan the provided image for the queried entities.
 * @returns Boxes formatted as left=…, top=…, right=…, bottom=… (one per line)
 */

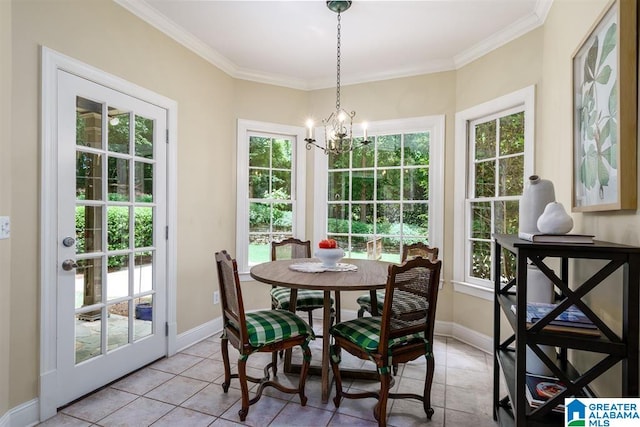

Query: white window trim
left=313, top=115, right=445, bottom=259
left=236, top=119, right=306, bottom=280
left=453, top=85, right=535, bottom=300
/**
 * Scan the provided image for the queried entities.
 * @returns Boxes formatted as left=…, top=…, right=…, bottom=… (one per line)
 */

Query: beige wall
left=5, top=0, right=638, bottom=416
left=1, top=0, right=12, bottom=417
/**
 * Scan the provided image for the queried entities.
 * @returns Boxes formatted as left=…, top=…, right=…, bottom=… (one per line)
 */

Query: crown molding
left=115, top=0, right=554, bottom=90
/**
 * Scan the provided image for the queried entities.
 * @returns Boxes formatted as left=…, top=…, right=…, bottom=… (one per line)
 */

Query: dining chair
left=270, top=238, right=333, bottom=328
left=330, top=256, right=442, bottom=427
left=215, top=250, right=314, bottom=421
left=356, top=242, right=439, bottom=317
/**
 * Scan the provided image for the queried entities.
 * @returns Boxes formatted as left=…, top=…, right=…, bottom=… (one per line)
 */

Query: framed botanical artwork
left=572, top=0, right=637, bottom=212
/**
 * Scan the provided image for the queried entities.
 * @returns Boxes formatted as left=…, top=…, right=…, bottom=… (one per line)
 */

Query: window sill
left=452, top=280, right=493, bottom=301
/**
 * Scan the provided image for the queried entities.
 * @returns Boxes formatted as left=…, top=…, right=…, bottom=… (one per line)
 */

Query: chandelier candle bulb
left=362, top=122, right=368, bottom=140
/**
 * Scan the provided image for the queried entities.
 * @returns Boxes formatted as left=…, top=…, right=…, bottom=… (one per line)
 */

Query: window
left=313, top=116, right=444, bottom=263
left=453, top=86, right=534, bottom=299
left=236, top=120, right=306, bottom=278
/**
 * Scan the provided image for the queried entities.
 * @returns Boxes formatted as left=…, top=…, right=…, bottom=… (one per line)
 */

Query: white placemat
left=289, top=262, right=358, bottom=273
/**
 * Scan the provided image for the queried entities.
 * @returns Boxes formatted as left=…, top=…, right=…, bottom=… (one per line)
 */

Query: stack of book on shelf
left=525, top=373, right=567, bottom=413
left=510, top=302, right=600, bottom=336
left=518, top=232, right=595, bottom=244
left=525, top=373, right=595, bottom=413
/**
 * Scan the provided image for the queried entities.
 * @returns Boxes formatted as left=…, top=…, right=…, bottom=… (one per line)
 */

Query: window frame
left=236, top=119, right=306, bottom=280
left=313, top=116, right=445, bottom=261
left=453, top=86, right=535, bottom=300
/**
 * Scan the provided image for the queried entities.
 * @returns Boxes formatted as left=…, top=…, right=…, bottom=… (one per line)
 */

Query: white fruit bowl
left=314, top=248, right=345, bottom=268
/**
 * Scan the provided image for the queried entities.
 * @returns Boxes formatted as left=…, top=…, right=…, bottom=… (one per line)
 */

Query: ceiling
left=116, top=0, right=553, bottom=90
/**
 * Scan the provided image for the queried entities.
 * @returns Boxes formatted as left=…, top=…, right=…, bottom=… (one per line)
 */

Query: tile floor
left=38, top=331, right=498, bottom=427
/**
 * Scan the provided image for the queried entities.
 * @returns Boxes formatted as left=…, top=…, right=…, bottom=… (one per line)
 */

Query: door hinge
left=166, top=129, right=169, bottom=144
left=165, top=322, right=169, bottom=337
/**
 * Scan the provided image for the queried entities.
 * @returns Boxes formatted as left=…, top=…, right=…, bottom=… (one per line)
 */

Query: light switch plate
left=0, top=216, right=9, bottom=239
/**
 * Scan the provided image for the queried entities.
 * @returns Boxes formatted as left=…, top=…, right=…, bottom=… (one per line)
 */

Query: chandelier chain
left=336, top=11, right=341, bottom=112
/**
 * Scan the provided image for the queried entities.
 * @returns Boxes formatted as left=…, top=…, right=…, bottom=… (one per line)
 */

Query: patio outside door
left=55, top=70, right=168, bottom=407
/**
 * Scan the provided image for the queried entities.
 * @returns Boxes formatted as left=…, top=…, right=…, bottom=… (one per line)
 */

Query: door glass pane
left=76, top=258, right=103, bottom=310
left=379, top=237, right=401, bottom=263
left=135, top=162, right=153, bottom=202
left=328, top=150, right=350, bottom=169
left=76, top=152, right=103, bottom=200
left=76, top=206, right=103, bottom=254
left=75, top=310, right=102, bottom=363
left=108, top=157, right=130, bottom=201
left=107, top=206, right=129, bottom=250
left=107, top=255, right=129, bottom=301
left=352, top=142, right=374, bottom=168
left=107, top=301, right=130, bottom=351
left=108, top=108, right=130, bottom=154
left=134, top=251, right=153, bottom=295
left=76, top=97, right=102, bottom=149
left=135, top=115, right=154, bottom=159
left=134, top=296, right=153, bottom=340
left=471, top=240, right=491, bottom=280
left=134, top=207, right=153, bottom=248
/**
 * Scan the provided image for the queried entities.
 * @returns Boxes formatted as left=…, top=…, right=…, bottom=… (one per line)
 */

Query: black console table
left=492, top=234, right=640, bottom=426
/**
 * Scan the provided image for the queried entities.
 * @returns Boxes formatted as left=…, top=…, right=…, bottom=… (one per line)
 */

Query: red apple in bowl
left=318, top=238, right=338, bottom=249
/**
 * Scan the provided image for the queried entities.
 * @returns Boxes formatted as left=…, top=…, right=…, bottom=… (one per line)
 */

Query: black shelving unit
left=493, top=234, right=640, bottom=426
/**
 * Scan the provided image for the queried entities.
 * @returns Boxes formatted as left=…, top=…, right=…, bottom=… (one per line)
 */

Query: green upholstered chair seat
left=271, top=287, right=331, bottom=310
left=356, top=290, right=428, bottom=316
left=330, top=316, right=424, bottom=353
left=244, top=310, right=315, bottom=348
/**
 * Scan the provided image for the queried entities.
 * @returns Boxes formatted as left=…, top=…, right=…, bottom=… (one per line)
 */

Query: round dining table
left=249, top=258, right=391, bottom=403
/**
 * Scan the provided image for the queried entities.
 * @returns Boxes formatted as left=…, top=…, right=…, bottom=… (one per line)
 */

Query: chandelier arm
left=336, top=11, right=341, bottom=112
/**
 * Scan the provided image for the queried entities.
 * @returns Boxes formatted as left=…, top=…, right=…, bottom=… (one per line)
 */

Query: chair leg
left=307, top=310, right=314, bottom=328
left=298, top=344, right=311, bottom=407
left=374, top=370, right=391, bottom=427
left=272, top=351, right=278, bottom=376
left=221, top=336, right=231, bottom=393
left=423, top=354, right=435, bottom=419
left=237, top=358, right=250, bottom=421
left=330, top=347, right=343, bottom=407
left=357, top=306, right=365, bottom=318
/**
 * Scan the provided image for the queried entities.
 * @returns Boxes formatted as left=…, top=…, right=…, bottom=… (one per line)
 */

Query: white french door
left=54, top=70, right=168, bottom=407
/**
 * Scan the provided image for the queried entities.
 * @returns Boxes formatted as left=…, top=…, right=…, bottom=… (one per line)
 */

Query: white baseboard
left=174, top=316, right=224, bottom=353
left=2, top=398, right=39, bottom=427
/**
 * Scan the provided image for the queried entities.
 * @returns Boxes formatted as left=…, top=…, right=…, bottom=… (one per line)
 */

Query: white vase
left=519, top=175, right=556, bottom=235
left=537, top=202, right=574, bottom=235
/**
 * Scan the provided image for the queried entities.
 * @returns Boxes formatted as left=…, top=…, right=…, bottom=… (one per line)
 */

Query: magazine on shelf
left=518, top=232, right=594, bottom=244
left=525, top=374, right=567, bottom=413
left=510, top=303, right=600, bottom=336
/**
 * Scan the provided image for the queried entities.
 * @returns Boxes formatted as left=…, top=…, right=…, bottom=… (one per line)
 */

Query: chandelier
left=305, top=1, right=371, bottom=155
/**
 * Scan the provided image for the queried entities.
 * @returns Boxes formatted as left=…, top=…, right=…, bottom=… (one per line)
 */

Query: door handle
left=62, top=259, right=78, bottom=271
